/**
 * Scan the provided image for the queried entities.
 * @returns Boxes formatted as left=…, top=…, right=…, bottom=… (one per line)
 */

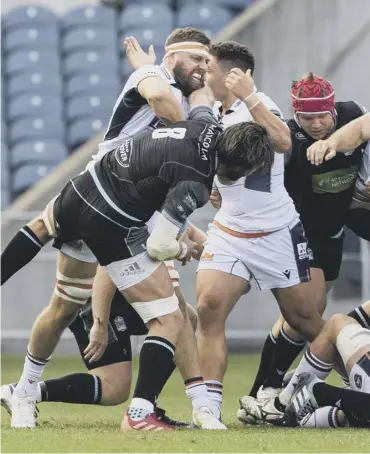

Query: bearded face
left=172, top=54, right=208, bottom=97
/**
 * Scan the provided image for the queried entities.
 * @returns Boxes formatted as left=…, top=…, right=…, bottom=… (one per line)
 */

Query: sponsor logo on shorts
left=68, top=240, right=84, bottom=252
left=114, top=316, right=127, bottom=332
left=282, top=270, right=291, bottom=279
left=200, top=252, right=214, bottom=261
left=307, top=247, right=314, bottom=260
left=120, top=262, right=145, bottom=276
left=354, top=373, right=362, bottom=389
left=297, top=242, right=308, bottom=260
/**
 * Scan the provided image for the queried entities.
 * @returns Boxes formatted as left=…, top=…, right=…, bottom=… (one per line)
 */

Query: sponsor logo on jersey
left=183, top=194, right=197, bottom=211
left=120, top=262, right=145, bottom=276
left=354, top=373, right=362, bottom=389
left=312, top=166, right=358, bottom=194
left=114, top=316, right=127, bottom=332
left=115, top=140, right=132, bottom=168
left=199, top=123, right=218, bottom=161
left=295, top=132, right=307, bottom=140
left=297, top=242, right=309, bottom=260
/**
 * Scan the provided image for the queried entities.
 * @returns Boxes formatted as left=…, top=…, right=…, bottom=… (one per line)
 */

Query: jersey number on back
left=152, top=127, right=187, bottom=140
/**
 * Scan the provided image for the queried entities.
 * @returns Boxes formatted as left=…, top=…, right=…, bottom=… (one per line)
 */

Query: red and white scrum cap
left=164, top=41, right=209, bottom=58
left=291, top=72, right=335, bottom=116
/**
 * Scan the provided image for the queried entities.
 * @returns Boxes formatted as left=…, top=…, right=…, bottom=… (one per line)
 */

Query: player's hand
left=124, top=36, right=156, bottom=70
left=210, top=187, right=222, bottom=209
left=307, top=140, right=337, bottom=166
left=177, top=236, right=201, bottom=266
left=225, top=68, right=255, bottom=100
left=84, top=321, right=108, bottom=363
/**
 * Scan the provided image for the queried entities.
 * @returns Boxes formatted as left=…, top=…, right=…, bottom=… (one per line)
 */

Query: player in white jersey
left=194, top=42, right=325, bottom=418
left=3, top=30, right=227, bottom=431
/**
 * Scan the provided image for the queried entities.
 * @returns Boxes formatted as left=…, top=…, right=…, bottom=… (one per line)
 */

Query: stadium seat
left=201, top=0, right=252, bottom=9
left=177, top=5, right=232, bottom=29
left=4, top=50, right=60, bottom=78
left=12, top=163, right=58, bottom=196
left=61, top=28, right=117, bottom=55
left=123, top=0, right=171, bottom=5
left=119, top=5, right=174, bottom=33
left=66, top=73, right=120, bottom=99
left=121, top=28, right=171, bottom=49
left=1, top=142, right=10, bottom=190
left=66, top=94, right=116, bottom=124
left=62, top=5, right=116, bottom=32
left=6, top=72, right=63, bottom=99
left=67, top=117, right=106, bottom=150
left=10, top=140, right=68, bottom=169
left=2, top=5, right=58, bottom=32
left=7, top=94, right=64, bottom=123
left=2, top=27, right=59, bottom=54
left=63, top=51, right=119, bottom=78
left=9, top=117, right=65, bottom=147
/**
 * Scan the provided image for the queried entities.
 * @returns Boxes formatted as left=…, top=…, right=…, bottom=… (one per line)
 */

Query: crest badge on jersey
left=354, top=373, right=362, bottom=389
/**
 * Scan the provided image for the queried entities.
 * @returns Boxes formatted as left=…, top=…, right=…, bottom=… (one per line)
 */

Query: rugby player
left=2, top=30, right=227, bottom=429
left=245, top=74, right=369, bottom=410
left=195, top=42, right=324, bottom=421
left=9, top=91, right=275, bottom=431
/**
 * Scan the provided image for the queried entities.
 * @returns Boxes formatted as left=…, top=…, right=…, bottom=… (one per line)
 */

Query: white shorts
left=197, top=218, right=311, bottom=291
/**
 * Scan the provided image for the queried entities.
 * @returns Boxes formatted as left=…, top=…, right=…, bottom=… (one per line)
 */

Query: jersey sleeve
left=188, top=105, right=220, bottom=126
left=128, top=65, right=169, bottom=88
left=160, top=181, right=210, bottom=227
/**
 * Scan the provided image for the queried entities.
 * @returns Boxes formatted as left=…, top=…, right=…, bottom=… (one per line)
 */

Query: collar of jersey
left=159, top=63, right=178, bottom=88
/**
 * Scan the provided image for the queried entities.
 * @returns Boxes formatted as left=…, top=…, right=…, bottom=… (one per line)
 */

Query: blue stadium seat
left=9, top=117, right=65, bottom=147
left=1, top=142, right=10, bottom=190
left=124, top=0, right=171, bottom=5
left=62, top=5, right=116, bottom=31
left=12, top=163, right=58, bottom=195
left=177, top=5, right=232, bottom=29
left=11, top=140, right=67, bottom=169
left=67, top=117, right=105, bottom=150
left=1, top=122, right=7, bottom=147
left=201, top=0, right=252, bottom=9
left=62, top=28, right=117, bottom=55
left=7, top=72, right=63, bottom=98
left=2, top=5, right=58, bottom=32
left=119, top=5, right=174, bottom=33
left=4, top=50, right=60, bottom=78
left=66, top=73, right=120, bottom=99
left=7, top=94, right=63, bottom=123
left=63, top=51, right=118, bottom=78
left=66, top=94, right=116, bottom=123
left=121, top=58, right=134, bottom=80
left=122, top=28, right=171, bottom=48
left=3, top=27, right=59, bottom=54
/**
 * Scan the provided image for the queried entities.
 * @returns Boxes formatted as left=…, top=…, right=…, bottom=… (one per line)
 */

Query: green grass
left=2, top=354, right=369, bottom=453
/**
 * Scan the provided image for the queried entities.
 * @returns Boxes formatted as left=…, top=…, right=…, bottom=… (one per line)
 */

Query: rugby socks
left=129, top=336, right=175, bottom=420
left=205, top=380, right=223, bottom=416
left=14, top=348, right=50, bottom=398
left=185, top=377, right=210, bottom=412
left=347, top=305, right=370, bottom=330
left=249, top=330, right=277, bottom=397
left=279, top=348, right=334, bottom=406
left=300, top=406, right=344, bottom=428
left=38, top=374, right=102, bottom=404
left=1, top=226, right=44, bottom=285
left=263, top=327, right=306, bottom=389
left=312, top=382, right=370, bottom=422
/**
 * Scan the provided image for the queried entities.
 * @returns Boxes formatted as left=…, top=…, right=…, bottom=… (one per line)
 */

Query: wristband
left=177, top=242, right=188, bottom=260
left=244, top=93, right=260, bottom=110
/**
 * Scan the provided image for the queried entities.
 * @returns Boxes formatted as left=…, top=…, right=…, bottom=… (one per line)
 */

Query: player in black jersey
left=245, top=73, right=369, bottom=422
left=9, top=94, right=275, bottom=431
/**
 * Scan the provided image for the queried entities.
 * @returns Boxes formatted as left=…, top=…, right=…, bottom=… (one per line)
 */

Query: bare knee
left=90, top=364, right=131, bottom=406
left=155, top=307, right=185, bottom=335
left=186, top=303, right=198, bottom=332
left=197, top=292, right=227, bottom=334
left=48, top=296, right=80, bottom=328
left=284, top=307, right=323, bottom=342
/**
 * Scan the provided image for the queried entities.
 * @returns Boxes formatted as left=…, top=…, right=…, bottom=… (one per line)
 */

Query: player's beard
left=173, top=63, right=204, bottom=97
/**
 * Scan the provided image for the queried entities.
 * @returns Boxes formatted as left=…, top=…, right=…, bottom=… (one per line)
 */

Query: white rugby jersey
left=95, top=64, right=190, bottom=159
left=213, top=94, right=298, bottom=233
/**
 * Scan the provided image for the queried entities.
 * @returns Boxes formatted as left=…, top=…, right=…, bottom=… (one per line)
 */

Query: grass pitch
left=1, top=354, right=369, bottom=453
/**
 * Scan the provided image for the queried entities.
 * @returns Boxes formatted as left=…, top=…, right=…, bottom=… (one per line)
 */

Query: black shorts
left=307, top=233, right=344, bottom=282
left=69, top=291, right=147, bottom=370
left=53, top=173, right=149, bottom=265
left=345, top=208, right=370, bottom=241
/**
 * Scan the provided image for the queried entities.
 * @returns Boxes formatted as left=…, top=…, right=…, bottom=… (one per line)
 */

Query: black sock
left=249, top=331, right=277, bottom=397
left=157, top=361, right=176, bottom=398
left=133, top=336, right=175, bottom=406
left=313, top=382, right=370, bottom=422
left=1, top=226, right=44, bottom=285
left=347, top=306, right=370, bottom=329
left=40, top=374, right=102, bottom=404
left=263, top=327, right=306, bottom=389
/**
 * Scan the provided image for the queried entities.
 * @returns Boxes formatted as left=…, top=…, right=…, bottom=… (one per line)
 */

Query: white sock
left=14, top=348, right=50, bottom=398
left=36, top=382, right=43, bottom=403
left=128, top=397, right=154, bottom=421
left=300, top=406, right=343, bottom=428
left=205, top=380, right=223, bottom=417
left=279, top=348, right=334, bottom=406
left=185, top=378, right=210, bottom=412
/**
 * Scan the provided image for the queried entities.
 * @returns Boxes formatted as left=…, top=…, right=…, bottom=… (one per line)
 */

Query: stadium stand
left=1, top=0, right=246, bottom=206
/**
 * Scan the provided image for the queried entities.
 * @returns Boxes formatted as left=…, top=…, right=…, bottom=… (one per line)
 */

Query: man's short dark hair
left=210, top=41, right=255, bottom=74
left=217, top=122, right=274, bottom=174
left=165, top=28, right=211, bottom=48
